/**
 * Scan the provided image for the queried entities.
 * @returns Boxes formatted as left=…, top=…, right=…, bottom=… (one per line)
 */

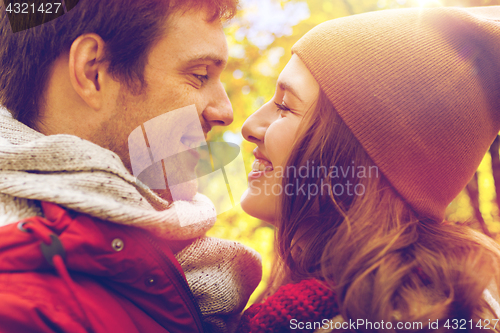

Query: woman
left=239, top=6, right=500, bottom=332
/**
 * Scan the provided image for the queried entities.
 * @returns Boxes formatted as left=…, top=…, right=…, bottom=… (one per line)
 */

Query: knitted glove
left=238, top=279, right=339, bottom=333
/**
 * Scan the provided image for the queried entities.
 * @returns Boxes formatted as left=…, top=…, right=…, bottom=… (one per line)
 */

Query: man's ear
left=68, top=33, right=109, bottom=111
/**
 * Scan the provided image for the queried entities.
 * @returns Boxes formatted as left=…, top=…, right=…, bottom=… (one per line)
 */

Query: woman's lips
left=248, top=158, right=274, bottom=180
left=252, top=159, right=273, bottom=171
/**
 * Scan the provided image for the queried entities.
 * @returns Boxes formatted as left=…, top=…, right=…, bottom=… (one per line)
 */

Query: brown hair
left=0, top=0, right=238, bottom=128
left=272, top=90, right=500, bottom=329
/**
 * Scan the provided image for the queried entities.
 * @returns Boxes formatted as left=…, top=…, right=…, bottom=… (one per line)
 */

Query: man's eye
left=193, top=74, right=209, bottom=84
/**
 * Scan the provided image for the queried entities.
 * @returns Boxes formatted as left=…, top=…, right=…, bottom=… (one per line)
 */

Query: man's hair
left=0, top=0, right=238, bottom=128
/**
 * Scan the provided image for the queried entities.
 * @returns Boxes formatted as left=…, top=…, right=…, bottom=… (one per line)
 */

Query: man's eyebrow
left=184, top=54, right=227, bottom=68
left=278, top=81, right=304, bottom=103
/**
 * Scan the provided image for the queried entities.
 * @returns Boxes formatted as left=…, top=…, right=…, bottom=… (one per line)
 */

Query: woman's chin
left=240, top=188, right=277, bottom=225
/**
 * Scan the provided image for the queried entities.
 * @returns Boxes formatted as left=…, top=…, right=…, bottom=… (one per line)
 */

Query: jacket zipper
left=137, top=229, right=207, bottom=333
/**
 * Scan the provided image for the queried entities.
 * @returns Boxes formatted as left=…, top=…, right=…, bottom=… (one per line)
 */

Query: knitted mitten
left=238, top=279, right=338, bottom=333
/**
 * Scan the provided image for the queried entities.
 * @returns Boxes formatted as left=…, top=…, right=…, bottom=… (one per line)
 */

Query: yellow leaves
left=477, top=152, right=500, bottom=233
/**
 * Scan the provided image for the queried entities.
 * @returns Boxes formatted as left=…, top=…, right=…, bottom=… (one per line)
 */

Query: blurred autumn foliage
left=205, top=0, right=500, bottom=305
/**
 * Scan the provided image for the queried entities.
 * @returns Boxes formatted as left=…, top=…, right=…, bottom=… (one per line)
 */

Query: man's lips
left=180, top=132, right=207, bottom=149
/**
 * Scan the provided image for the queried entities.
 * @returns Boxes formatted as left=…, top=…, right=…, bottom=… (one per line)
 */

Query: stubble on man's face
left=94, top=85, right=183, bottom=202
left=99, top=81, right=203, bottom=203
left=93, top=9, right=231, bottom=203
left=96, top=83, right=145, bottom=173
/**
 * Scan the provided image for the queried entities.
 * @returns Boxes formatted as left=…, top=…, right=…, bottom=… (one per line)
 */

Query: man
left=0, top=1, right=261, bottom=332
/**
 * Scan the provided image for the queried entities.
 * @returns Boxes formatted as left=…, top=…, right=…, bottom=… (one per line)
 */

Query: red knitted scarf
left=238, top=279, right=339, bottom=333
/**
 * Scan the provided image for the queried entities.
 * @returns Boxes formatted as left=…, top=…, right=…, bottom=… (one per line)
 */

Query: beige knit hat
left=292, top=6, right=500, bottom=222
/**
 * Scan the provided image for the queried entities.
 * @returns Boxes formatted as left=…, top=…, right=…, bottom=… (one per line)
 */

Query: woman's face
left=241, top=54, right=320, bottom=223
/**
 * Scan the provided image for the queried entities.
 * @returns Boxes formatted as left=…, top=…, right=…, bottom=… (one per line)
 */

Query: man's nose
left=203, top=81, right=233, bottom=127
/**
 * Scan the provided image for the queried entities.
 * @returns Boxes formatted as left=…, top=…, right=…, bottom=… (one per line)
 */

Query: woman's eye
left=193, top=74, right=209, bottom=85
left=274, top=101, right=292, bottom=115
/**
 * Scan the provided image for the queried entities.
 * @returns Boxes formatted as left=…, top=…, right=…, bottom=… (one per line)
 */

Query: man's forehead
left=161, top=11, right=228, bottom=66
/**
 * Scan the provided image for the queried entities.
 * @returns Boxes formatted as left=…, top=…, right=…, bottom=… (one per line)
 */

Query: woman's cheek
left=266, top=118, right=300, bottom=167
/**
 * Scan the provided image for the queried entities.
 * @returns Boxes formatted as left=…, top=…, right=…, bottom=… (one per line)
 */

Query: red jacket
left=0, top=201, right=206, bottom=333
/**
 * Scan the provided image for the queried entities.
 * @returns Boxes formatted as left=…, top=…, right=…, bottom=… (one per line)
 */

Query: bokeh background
left=205, top=0, right=500, bottom=305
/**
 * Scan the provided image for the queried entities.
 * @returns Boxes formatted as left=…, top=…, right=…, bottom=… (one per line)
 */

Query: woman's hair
left=272, top=89, right=500, bottom=329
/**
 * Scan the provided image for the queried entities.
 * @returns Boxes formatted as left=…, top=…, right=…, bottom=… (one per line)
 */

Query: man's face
left=96, top=9, right=233, bottom=201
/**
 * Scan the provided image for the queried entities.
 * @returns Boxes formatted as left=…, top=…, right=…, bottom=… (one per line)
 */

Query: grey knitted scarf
left=0, top=108, right=262, bottom=333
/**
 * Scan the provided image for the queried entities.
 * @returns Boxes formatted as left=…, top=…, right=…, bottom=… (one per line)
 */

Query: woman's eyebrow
left=278, top=81, right=304, bottom=103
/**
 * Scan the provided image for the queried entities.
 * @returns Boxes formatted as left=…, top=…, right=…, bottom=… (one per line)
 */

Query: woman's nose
left=242, top=105, right=270, bottom=144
